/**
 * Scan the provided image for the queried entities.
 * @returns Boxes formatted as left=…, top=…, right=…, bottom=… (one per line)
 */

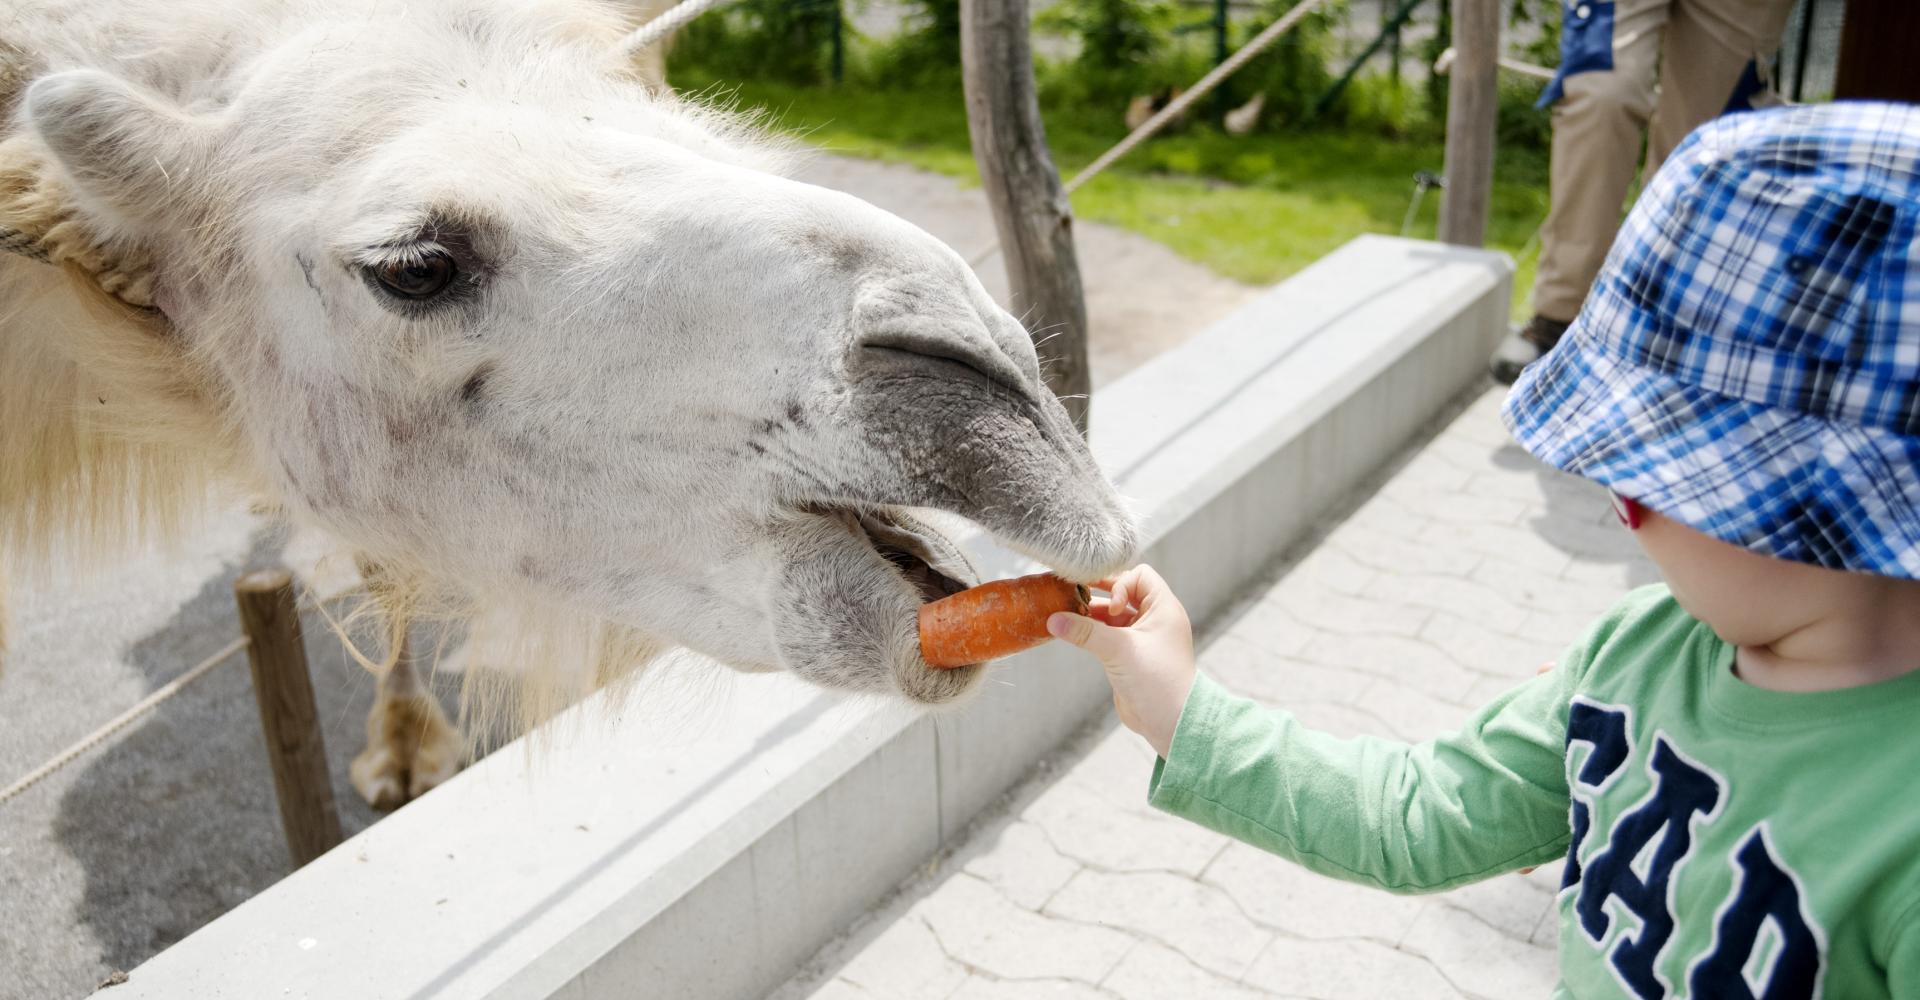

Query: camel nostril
left=857, top=328, right=1031, bottom=397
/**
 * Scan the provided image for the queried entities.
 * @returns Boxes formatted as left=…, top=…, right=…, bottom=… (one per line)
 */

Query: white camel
left=0, top=0, right=1136, bottom=808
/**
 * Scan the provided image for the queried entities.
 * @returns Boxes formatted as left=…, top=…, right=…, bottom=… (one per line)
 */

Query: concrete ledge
left=112, top=236, right=1510, bottom=1000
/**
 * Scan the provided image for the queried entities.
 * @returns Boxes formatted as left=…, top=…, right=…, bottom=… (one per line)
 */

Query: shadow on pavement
left=47, top=527, right=465, bottom=986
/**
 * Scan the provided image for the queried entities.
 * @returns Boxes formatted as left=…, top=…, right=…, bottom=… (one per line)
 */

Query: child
left=1048, top=102, right=1920, bottom=999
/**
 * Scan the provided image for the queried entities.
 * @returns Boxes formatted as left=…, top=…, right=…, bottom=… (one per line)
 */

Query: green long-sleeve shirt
left=1149, top=585, right=1920, bottom=998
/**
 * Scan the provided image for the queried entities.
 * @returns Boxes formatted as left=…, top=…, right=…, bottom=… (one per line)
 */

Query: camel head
left=8, top=2, right=1135, bottom=705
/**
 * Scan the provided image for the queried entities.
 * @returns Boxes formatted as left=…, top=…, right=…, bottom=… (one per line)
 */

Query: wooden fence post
left=960, top=0, right=1092, bottom=433
left=235, top=570, right=343, bottom=868
left=1439, top=0, right=1499, bottom=247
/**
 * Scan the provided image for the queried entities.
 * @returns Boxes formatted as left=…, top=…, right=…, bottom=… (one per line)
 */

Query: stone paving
left=770, top=383, right=1661, bottom=1000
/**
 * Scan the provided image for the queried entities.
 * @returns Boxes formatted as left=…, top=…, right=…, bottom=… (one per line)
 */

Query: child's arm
left=1050, top=565, right=1575, bottom=894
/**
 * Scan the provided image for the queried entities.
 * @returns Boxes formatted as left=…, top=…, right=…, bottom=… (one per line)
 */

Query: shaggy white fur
left=1, top=0, right=1136, bottom=802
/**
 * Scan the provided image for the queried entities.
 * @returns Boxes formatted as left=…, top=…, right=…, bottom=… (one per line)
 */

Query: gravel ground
left=0, top=153, right=1253, bottom=999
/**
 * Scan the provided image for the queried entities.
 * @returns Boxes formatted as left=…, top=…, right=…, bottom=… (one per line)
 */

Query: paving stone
left=803, top=978, right=877, bottom=1000
left=1056, top=726, right=1161, bottom=809
left=944, top=975, right=1118, bottom=1000
left=1331, top=526, right=1483, bottom=578
left=1422, top=431, right=1508, bottom=475
left=1261, top=585, right=1431, bottom=638
left=1046, top=869, right=1273, bottom=979
left=1529, top=895, right=1565, bottom=946
left=1420, top=612, right=1564, bottom=678
left=1200, top=842, right=1427, bottom=946
left=1241, top=937, right=1466, bottom=999
left=1100, top=940, right=1281, bottom=1000
left=1527, top=513, right=1644, bottom=562
left=1445, top=398, right=1522, bottom=449
left=962, top=820, right=1083, bottom=911
left=1522, top=858, right=1571, bottom=898
left=1463, top=672, right=1535, bottom=708
left=1295, top=632, right=1483, bottom=707
left=918, top=875, right=1133, bottom=984
left=1372, top=487, right=1531, bottom=528
left=1361, top=573, right=1532, bottom=636
left=1201, top=637, right=1373, bottom=709
left=1372, top=451, right=1477, bottom=494
left=1514, top=607, right=1615, bottom=648
left=1284, top=700, right=1403, bottom=740
left=1351, top=678, right=1476, bottom=742
left=830, top=916, right=969, bottom=1000
left=1398, top=899, right=1561, bottom=998
left=1212, top=601, right=1320, bottom=657
left=1022, top=783, right=1227, bottom=878
left=1284, top=546, right=1376, bottom=596
left=1443, top=521, right=1577, bottom=576
left=1561, top=553, right=1659, bottom=588
left=1339, top=495, right=1439, bottom=547
left=1466, top=558, right=1630, bottom=616
left=1461, top=463, right=1599, bottom=508
left=1431, top=872, right=1557, bottom=942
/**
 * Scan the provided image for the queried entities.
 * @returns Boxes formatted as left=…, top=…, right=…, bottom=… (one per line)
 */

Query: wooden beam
left=1834, top=0, right=1920, bottom=103
left=1439, top=0, right=1499, bottom=247
left=960, top=0, right=1091, bottom=433
left=235, top=570, right=343, bottom=868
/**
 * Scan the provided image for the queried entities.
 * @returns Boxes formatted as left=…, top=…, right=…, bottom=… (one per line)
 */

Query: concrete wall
left=111, top=236, right=1510, bottom=1000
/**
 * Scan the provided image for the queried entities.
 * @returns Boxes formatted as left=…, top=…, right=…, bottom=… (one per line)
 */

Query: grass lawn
left=679, top=72, right=1549, bottom=317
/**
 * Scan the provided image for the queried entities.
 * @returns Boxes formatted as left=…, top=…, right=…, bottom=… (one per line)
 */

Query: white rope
left=967, top=0, right=1336, bottom=269
left=0, top=583, right=367, bottom=807
left=618, top=0, right=742, bottom=58
left=1434, top=46, right=1556, bottom=82
left=0, top=636, right=249, bottom=805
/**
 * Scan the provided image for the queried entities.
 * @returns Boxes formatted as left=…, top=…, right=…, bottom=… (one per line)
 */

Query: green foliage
left=1234, top=0, right=1344, bottom=125
left=670, top=71, right=1550, bottom=312
left=867, top=0, right=964, bottom=84
left=672, top=0, right=840, bottom=85
left=1420, top=0, right=1451, bottom=124
left=1508, top=0, right=1563, bottom=67
left=1036, top=0, right=1177, bottom=76
left=1033, top=0, right=1207, bottom=118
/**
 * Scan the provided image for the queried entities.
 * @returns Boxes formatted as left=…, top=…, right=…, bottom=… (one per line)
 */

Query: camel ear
left=24, top=70, right=212, bottom=230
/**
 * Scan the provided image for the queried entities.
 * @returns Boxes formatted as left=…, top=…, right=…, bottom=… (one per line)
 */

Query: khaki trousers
left=1532, top=0, right=1796, bottom=321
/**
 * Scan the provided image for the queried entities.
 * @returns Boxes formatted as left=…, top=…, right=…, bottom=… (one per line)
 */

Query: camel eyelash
left=353, top=239, right=488, bottom=317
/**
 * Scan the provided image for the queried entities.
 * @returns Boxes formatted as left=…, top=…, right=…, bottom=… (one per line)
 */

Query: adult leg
left=1494, top=0, right=1669, bottom=382
left=1533, top=0, right=1669, bottom=323
left=1647, top=0, right=1797, bottom=169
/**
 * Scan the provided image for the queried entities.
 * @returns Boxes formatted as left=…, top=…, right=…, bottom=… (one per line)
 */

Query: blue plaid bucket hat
left=1504, top=102, right=1920, bottom=578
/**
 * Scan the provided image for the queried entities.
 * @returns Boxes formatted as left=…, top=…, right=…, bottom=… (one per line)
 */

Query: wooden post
left=1834, top=0, right=1920, bottom=103
left=960, top=0, right=1092, bottom=433
left=1438, top=0, right=1498, bottom=247
left=235, top=570, right=343, bottom=868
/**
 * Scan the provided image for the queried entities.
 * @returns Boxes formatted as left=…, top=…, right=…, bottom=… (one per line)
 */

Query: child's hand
left=1047, top=564, right=1196, bottom=758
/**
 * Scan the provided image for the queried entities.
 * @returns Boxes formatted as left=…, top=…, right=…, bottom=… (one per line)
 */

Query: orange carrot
left=918, top=573, right=1091, bottom=669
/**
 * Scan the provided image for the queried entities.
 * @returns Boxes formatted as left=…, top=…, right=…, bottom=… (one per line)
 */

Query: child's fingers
left=1106, top=572, right=1135, bottom=620
left=1047, top=611, right=1128, bottom=662
left=1088, top=599, right=1136, bottom=628
left=1128, top=564, right=1171, bottom=612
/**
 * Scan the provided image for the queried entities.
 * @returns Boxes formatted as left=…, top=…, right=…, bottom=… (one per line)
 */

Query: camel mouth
left=819, top=505, right=978, bottom=604
left=770, top=504, right=990, bottom=704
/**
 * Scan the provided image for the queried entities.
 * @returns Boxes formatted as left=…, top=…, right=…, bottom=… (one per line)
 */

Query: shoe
left=1489, top=315, right=1571, bottom=384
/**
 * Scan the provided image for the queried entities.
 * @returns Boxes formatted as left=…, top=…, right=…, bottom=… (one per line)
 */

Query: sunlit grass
left=689, top=73, right=1548, bottom=316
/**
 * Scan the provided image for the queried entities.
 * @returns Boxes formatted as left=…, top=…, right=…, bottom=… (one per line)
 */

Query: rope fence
left=0, top=581, right=357, bottom=812
left=967, top=0, right=1336, bottom=268
left=0, top=636, right=248, bottom=805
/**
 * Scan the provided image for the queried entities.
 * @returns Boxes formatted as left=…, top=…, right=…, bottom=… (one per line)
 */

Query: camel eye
left=373, top=250, right=458, bottom=300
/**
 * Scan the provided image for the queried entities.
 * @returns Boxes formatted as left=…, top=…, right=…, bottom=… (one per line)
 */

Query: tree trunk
left=1439, top=0, right=1499, bottom=247
left=960, top=0, right=1092, bottom=433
